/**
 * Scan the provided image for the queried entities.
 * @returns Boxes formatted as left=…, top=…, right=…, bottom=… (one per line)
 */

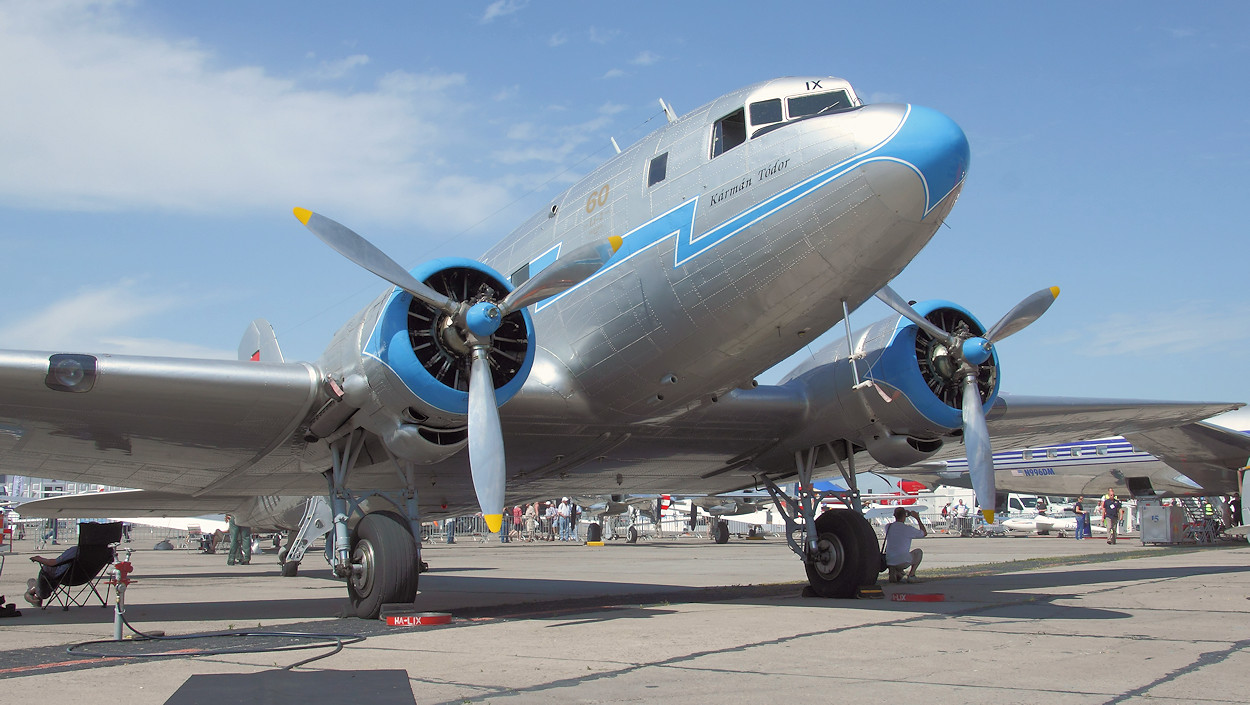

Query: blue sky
left=2, top=0, right=1248, bottom=422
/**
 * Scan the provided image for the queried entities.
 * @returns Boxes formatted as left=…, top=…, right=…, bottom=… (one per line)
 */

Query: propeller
left=294, top=208, right=621, bottom=534
left=875, top=284, right=1060, bottom=522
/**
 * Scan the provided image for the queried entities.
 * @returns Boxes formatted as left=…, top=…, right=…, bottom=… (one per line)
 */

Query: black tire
left=347, top=512, right=419, bottom=619
left=714, top=520, right=730, bottom=544
left=586, top=522, right=603, bottom=543
left=804, top=509, right=878, bottom=598
left=280, top=560, right=300, bottom=577
left=627, top=525, right=639, bottom=544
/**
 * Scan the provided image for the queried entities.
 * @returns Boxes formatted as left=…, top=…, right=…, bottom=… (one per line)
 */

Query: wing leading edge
left=0, top=350, right=326, bottom=495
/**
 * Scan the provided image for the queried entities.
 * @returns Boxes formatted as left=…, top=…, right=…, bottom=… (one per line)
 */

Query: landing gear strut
left=324, top=430, right=422, bottom=618
left=761, top=444, right=877, bottom=598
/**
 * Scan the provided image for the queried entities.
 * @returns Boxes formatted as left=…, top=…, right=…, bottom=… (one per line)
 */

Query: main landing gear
left=324, top=431, right=423, bottom=618
left=761, top=444, right=878, bottom=598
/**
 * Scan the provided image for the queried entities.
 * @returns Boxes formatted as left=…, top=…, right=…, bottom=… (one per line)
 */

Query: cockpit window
left=787, top=90, right=853, bottom=118
left=749, top=99, right=783, bottom=127
left=711, top=108, right=746, bottom=158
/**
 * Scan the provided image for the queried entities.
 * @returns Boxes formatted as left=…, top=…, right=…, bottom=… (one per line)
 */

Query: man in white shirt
left=557, top=498, right=572, bottom=541
left=884, top=507, right=927, bottom=584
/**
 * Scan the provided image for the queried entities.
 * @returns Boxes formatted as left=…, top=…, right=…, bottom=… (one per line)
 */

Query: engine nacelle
left=864, top=431, right=944, bottom=468
left=315, top=257, right=536, bottom=464
left=784, top=300, right=999, bottom=461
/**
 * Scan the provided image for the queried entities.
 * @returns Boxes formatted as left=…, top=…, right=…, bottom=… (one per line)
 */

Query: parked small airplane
left=2, top=76, right=1242, bottom=618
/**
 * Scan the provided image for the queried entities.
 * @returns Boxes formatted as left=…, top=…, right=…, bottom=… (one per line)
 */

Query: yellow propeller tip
left=1049, top=286, right=1060, bottom=298
left=483, top=514, right=504, bottom=534
left=293, top=207, right=312, bottom=225
left=982, top=509, right=996, bottom=524
left=608, top=235, right=623, bottom=253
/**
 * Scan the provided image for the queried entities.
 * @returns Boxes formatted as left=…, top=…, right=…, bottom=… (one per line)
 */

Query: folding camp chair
left=39, top=521, right=124, bottom=611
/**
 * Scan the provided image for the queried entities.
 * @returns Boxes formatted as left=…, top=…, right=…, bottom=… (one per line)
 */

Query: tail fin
left=238, top=318, right=284, bottom=362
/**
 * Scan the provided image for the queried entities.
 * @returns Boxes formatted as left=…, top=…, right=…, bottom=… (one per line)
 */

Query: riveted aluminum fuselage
left=482, top=77, right=967, bottom=421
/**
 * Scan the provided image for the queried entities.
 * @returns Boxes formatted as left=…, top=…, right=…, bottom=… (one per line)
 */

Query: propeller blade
left=961, top=372, right=996, bottom=523
left=467, top=346, right=506, bottom=534
left=875, top=284, right=953, bottom=344
left=294, top=208, right=458, bottom=316
left=498, top=236, right=623, bottom=315
left=984, top=286, right=1060, bottom=343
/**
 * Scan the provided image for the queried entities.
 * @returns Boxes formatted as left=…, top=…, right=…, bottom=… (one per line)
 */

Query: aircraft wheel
left=347, top=512, right=419, bottom=619
left=804, top=510, right=878, bottom=598
left=714, top=520, right=730, bottom=544
left=627, top=526, right=639, bottom=544
left=281, top=560, right=300, bottom=577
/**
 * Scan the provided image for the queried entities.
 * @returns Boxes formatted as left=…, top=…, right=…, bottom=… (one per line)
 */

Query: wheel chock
left=857, top=584, right=884, bottom=599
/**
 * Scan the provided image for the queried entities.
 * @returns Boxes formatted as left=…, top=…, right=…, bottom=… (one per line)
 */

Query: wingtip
left=293, top=207, right=312, bottom=225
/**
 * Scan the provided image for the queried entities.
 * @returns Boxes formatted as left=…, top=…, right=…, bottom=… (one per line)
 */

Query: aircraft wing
left=0, top=350, right=327, bottom=496
left=982, top=394, right=1241, bottom=446
left=1122, top=421, right=1250, bottom=493
left=15, top=489, right=240, bottom=519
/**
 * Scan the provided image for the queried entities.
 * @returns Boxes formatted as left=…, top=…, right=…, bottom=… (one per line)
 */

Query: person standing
left=524, top=503, right=538, bottom=541
left=557, top=497, right=572, bottom=541
left=1103, top=490, right=1123, bottom=545
left=545, top=502, right=557, bottom=541
left=226, top=514, right=251, bottom=565
left=1073, top=496, right=1087, bottom=540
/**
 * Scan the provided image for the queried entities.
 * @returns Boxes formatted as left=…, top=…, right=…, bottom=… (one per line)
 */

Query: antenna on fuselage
left=610, top=137, right=621, bottom=154
left=658, top=98, right=677, bottom=124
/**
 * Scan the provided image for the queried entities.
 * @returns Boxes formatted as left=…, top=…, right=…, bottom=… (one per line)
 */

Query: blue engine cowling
left=783, top=300, right=999, bottom=467
left=328, top=258, right=536, bottom=463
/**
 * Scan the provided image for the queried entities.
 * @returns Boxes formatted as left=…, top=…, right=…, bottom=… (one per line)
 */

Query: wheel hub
left=810, top=534, right=845, bottom=578
left=350, top=539, right=376, bottom=597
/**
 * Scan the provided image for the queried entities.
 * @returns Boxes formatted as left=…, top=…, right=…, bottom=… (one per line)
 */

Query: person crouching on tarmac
left=884, top=507, right=928, bottom=584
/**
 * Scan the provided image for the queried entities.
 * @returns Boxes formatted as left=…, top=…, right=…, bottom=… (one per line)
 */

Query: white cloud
left=602, top=68, right=626, bottom=79
left=481, top=0, right=526, bottom=23
left=548, top=32, right=568, bottom=48
left=630, top=51, right=660, bottom=66
left=0, top=1, right=510, bottom=231
left=308, top=54, right=370, bottom=81
left=588, top=27, right=618, bottom=45
left=0, top=281, right=233, bottom=358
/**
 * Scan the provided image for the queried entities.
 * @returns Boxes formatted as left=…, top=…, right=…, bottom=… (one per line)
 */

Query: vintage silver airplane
left=1, top=76, right=1241, bottom=618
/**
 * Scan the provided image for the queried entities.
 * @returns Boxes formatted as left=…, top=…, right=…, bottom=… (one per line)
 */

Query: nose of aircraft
left=896, top=105, right=970, bottom=215
left=850, top=103, right=970, bottom=219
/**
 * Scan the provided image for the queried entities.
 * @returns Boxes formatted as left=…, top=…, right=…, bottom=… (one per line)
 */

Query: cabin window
left=1023, top=449, right=1033, bottom=460
left=1046, top=449, right=1057, bottom=459
left=749, top=99, right=783, bottom=127
left=711, top=108, right=746, bottom=158
left=648, top=152, right=669, bottom=187
left=787, top=89, right=853, bottom=118
left=1096, top=445, right=1108, bottom=456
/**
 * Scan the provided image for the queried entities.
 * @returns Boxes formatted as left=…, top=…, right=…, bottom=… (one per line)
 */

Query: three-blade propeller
left=295, top=208, right=621, bottom=533
left=875, top=285, right=1060, bottom=522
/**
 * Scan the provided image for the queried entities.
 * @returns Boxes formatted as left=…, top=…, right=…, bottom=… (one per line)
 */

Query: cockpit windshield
left=744, top=87, right=859, bottom=142
left=787, top=89, right=854, bottom=118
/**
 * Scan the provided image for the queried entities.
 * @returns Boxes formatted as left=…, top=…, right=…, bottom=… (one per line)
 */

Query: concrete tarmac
left=0, top=529, right=1247, bottom=704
